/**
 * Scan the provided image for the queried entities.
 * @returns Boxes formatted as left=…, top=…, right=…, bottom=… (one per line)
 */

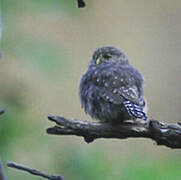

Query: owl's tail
left=123, top=101, right=147, bottom=120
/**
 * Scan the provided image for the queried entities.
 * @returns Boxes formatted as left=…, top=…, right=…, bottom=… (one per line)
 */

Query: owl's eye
left=95, top=57, right=101, bottom=65
left=103, top=54, right=111, bottom=60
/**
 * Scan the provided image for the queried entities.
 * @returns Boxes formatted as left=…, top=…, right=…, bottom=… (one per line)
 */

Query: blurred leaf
left=3, top=35, right=67, bottom=78
left=121, top=157, right=181, bottom=180
left=18, top=38, right=66, bottom=78
left=16, top=0, right=80, bottom=15
left=62, top=149, right=112, bottom=180
left=0, top=15, right=2, bottom=41
left=0, top=102, right=29, bottom=153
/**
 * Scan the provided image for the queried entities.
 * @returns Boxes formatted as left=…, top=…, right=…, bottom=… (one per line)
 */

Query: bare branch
left=77, top=0, right=86, bottom=8
left=0, top=161, right=6, bottom=180
left=47, top=115, right=181, bottom=149
left=7, top=162, right=64, bottom=180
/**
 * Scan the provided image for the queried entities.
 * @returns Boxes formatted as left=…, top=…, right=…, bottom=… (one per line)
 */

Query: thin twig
left=7, top=162, right=64, bottom=180
left=47, top=114, right=181, bottom=149
left=0, top=161, right=6, bottom=180
left=77, top=0, right=86, bottom=8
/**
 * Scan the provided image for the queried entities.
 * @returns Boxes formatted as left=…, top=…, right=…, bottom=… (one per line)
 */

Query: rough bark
left=47, top=115, right=181, bottom=149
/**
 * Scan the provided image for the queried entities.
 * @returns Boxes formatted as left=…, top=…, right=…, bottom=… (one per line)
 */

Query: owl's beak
left=95, top=58, right=101, bottom=65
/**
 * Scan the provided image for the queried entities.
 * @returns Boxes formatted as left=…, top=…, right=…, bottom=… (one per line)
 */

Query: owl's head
left=91, top=46, right=129, bottom=66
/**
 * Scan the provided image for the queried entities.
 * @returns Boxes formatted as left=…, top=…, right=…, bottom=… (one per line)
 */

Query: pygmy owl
left=79, top=46, right=147, bottom=123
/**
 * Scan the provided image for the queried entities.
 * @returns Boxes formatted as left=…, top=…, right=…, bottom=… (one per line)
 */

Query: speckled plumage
left=79, top=46, right=147, bottom=123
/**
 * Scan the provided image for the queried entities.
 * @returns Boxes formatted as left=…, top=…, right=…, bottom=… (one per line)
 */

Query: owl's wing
left=94, top=69, right=143, bottom=105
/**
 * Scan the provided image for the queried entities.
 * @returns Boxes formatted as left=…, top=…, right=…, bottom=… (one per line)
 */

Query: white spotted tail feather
left=123, top=100, right=147, bottom=120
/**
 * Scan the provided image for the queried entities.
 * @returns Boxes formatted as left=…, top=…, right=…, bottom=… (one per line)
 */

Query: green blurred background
left=1, top=0, right=181, bottom=179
